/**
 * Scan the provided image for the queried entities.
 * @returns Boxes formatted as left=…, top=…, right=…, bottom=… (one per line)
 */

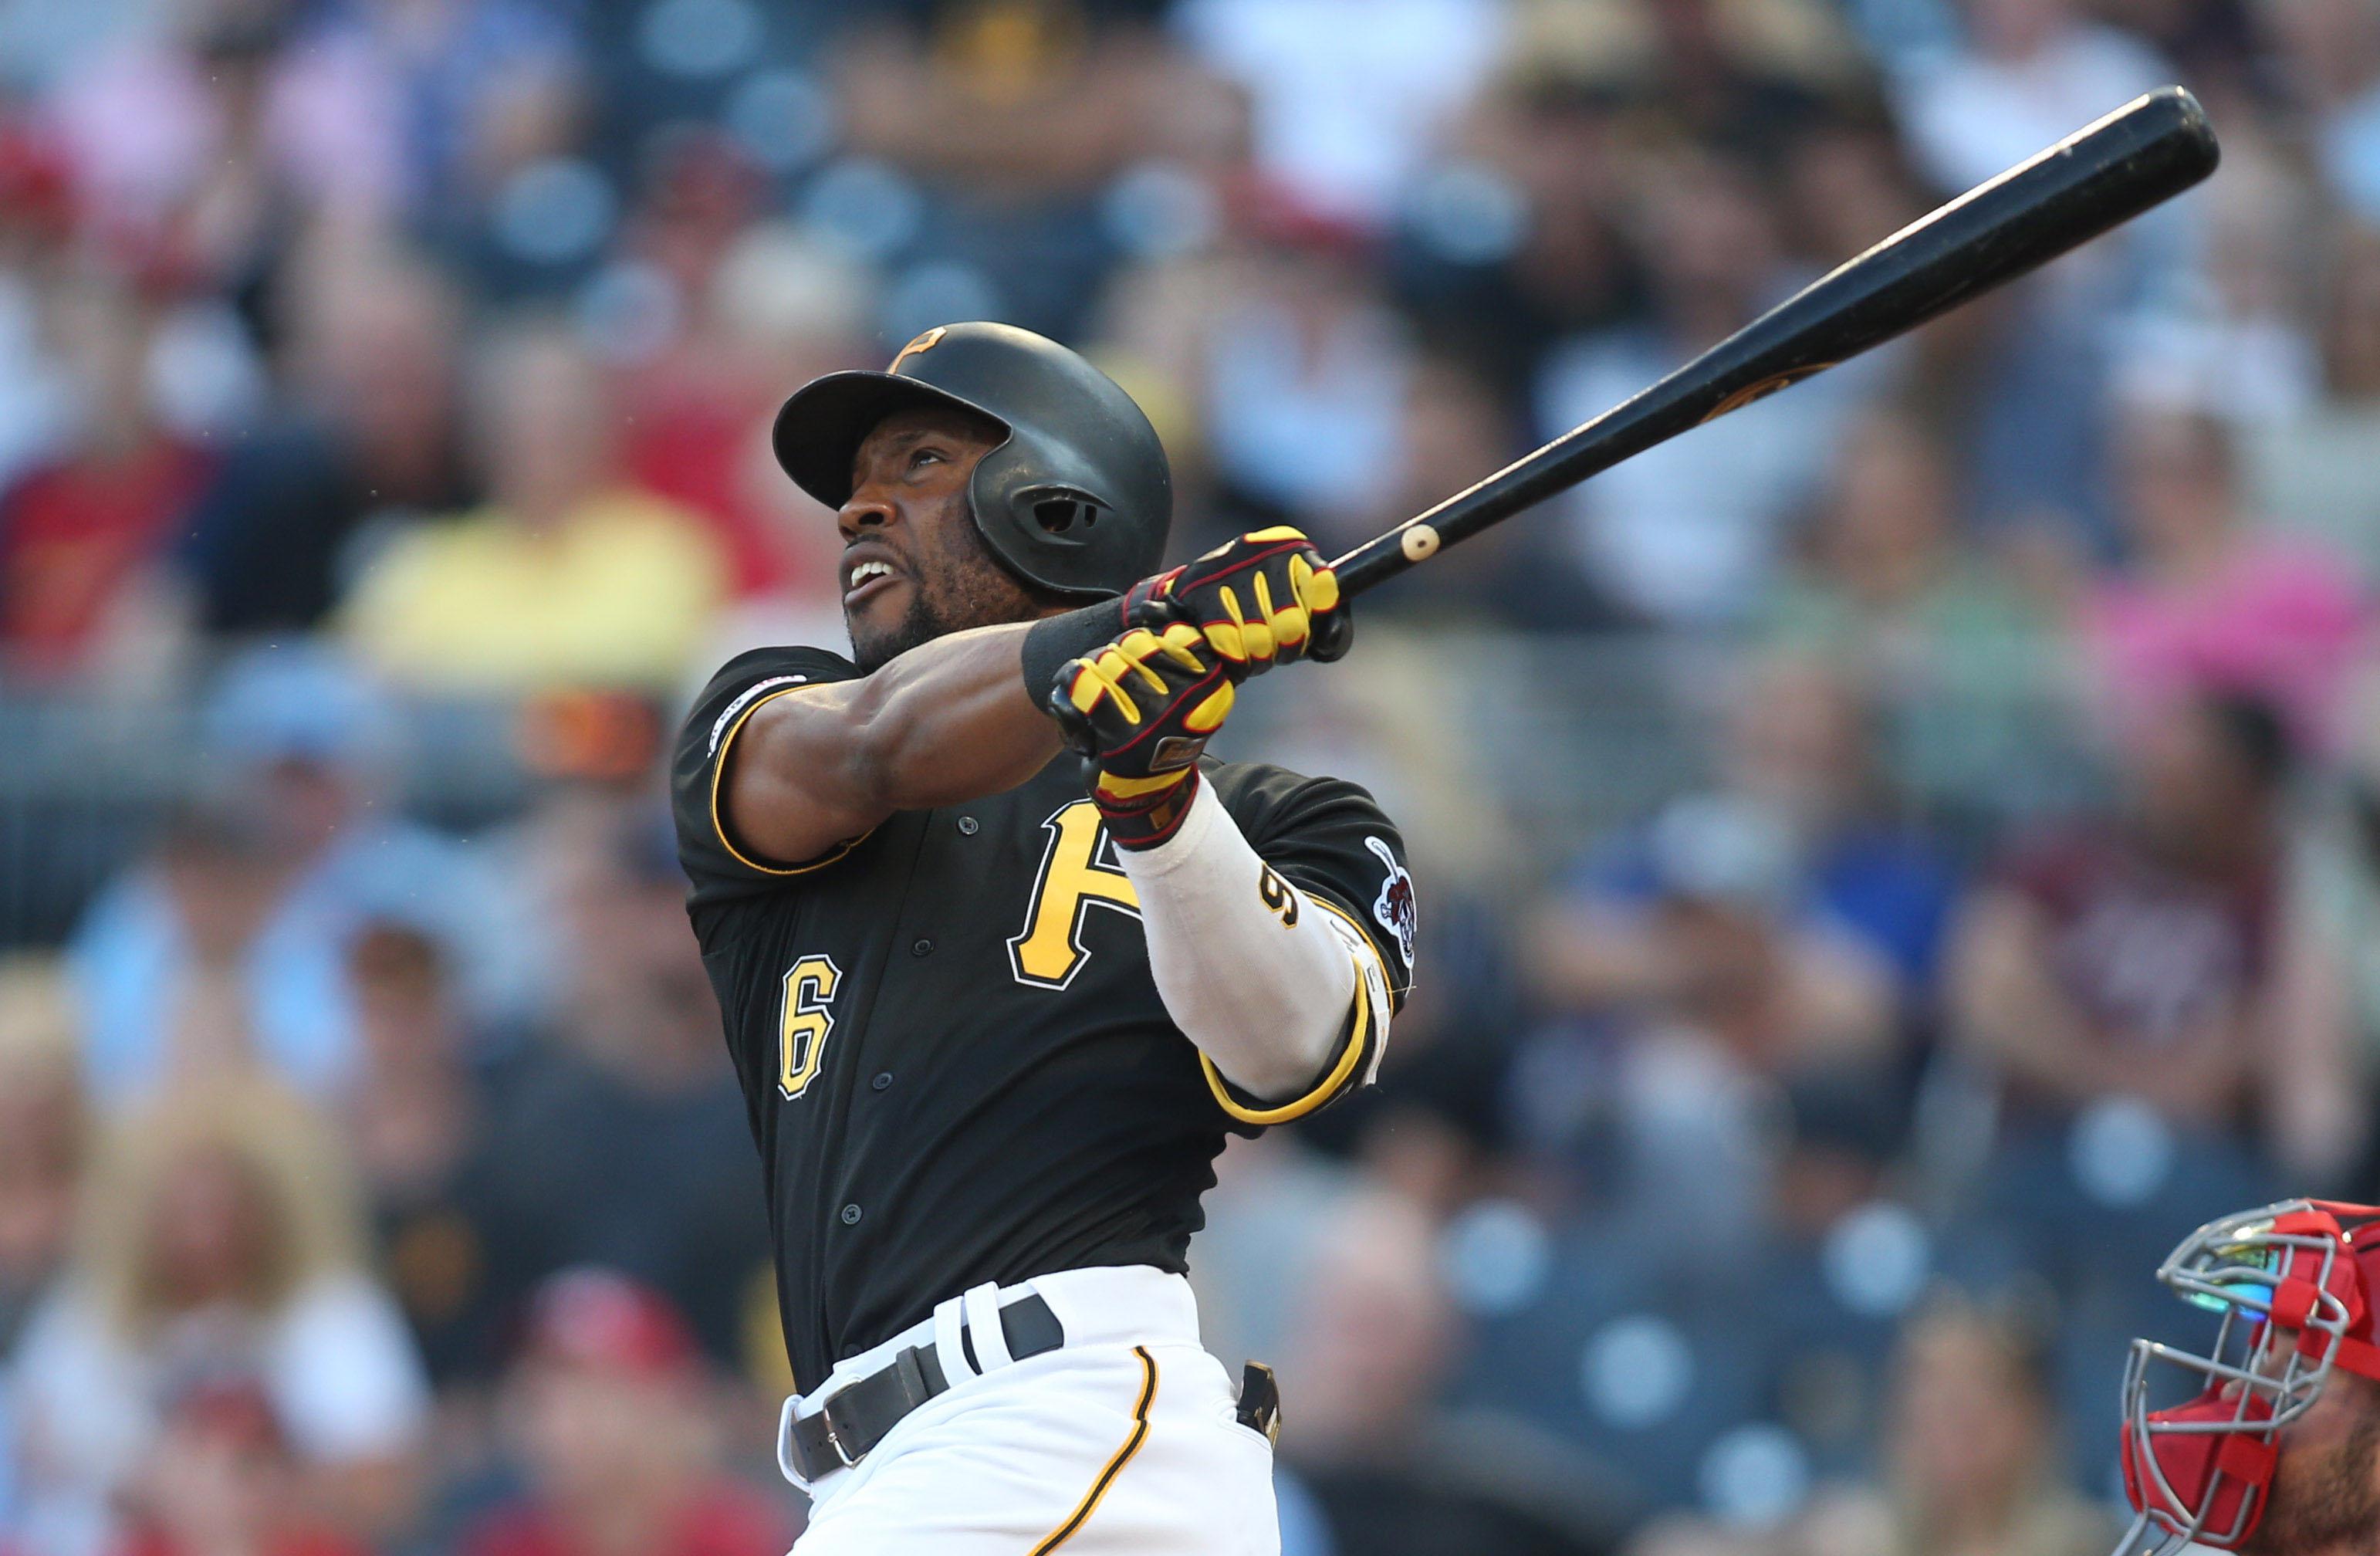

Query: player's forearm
left=835, top=621, right=1069, bottom=808
left=730, top=622, right=1062, bottom=857
left=1121, top=782, right=1384, bottom=1102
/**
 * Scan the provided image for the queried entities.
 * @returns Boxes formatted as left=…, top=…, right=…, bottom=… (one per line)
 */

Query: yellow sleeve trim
left=1029, top=1346, right=1158, bottom=1554
left=708, top=685, right=875, bottom=877
left=1200, top=949, right=1374, bottom=1125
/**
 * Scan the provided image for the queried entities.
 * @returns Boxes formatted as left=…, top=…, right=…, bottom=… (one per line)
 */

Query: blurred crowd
left=6, top=0, right=2380, bottom=1553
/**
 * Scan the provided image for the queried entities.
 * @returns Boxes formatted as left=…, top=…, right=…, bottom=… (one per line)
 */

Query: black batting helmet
left=772, top=322, right=1171, bottom=600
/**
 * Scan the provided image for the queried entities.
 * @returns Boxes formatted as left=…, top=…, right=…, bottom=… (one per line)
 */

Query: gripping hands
left=1050, top=611, right=1234, bottom=848
left=1122, top=527, right=1351, bottom=674
left=1053, top=528, right=1351, bottom=850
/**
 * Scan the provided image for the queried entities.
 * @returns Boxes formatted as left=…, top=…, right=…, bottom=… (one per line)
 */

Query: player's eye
left=908, top=447, right=944, bottom=472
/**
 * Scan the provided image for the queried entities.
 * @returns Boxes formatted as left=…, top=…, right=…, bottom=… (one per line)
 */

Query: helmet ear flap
left=968, top=428, right=1148, bottom=596
left=1019, top=485, right=1113, bottom=537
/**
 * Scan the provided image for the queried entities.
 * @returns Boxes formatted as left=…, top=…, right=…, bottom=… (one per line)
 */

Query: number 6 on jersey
left=778, top=954, right=843, bottom=1099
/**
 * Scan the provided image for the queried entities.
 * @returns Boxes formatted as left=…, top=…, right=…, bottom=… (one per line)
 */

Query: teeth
left=850, top=561, right=891, bottom=587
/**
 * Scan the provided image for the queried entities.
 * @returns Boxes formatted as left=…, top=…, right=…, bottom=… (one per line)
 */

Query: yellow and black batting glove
left=1119, top=526, right=1351, bottom=678
left=1049, top=606, right=1236, bottom=850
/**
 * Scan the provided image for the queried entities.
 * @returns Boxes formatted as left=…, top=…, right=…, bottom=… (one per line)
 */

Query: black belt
left=786, top=1292, right=1065, bottom=1480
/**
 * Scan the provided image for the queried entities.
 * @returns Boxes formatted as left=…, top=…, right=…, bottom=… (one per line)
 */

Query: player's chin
left=847, top=581, right=928, bottom=672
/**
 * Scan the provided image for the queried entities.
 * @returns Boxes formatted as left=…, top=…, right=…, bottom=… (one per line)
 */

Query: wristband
left=1021, top=600, right=1130, bottom=708
left=1094, top=765, right=1202, bottom=851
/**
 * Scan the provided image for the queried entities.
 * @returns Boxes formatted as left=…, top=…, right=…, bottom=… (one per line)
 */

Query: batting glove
left=1121, top=526, right=1351, bottom=678
left=1049, top=606, right=1236, bottom=850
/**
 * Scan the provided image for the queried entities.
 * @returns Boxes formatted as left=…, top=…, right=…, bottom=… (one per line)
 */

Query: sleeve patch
left=1364, top=836, right=1416, bottom=970
left=708, top=675, right=809, bottom=756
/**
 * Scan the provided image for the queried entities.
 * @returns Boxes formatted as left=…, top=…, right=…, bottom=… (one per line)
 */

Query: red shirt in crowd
left=2001, top=827, right=2274, bottom=1047
left=614, top=363, right=807, bottom=601
left=0, top=438, right=211, bottom=674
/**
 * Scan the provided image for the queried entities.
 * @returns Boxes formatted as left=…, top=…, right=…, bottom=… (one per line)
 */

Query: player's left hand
left=1048, top=607, right=1236, bottom=849
left=1121, top=526, right=1351, bottom=678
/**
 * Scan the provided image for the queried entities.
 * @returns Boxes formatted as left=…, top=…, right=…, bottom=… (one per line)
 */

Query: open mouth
left=843, top=558, right=902, bottom=609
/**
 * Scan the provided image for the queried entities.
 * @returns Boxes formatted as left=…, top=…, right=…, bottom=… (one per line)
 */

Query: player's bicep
left=671, top=648, right=877, bottom=901
left=718, top=683, right=893, bottom=871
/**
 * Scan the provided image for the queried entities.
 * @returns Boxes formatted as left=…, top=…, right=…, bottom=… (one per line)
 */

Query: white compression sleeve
left=1118, top=778, right=1391, bottom=1109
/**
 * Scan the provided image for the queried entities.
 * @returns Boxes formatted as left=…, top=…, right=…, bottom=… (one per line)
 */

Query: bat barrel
left=1330, top=86, right=2219, bottom=598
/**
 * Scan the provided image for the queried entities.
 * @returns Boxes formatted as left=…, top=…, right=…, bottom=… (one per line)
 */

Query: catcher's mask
left=2115, top=1200, right=2380, bottom=1556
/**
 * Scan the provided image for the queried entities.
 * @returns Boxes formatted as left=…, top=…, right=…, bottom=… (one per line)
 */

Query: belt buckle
left=821, top=1408, right=859, bottom=1471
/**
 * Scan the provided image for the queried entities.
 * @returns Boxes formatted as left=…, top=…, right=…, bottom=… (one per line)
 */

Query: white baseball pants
left=781, top=1265, right=1280, bottom=1555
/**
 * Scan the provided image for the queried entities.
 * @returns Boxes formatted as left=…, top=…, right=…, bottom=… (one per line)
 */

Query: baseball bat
left=1330, top=86, right=2220, bottom=597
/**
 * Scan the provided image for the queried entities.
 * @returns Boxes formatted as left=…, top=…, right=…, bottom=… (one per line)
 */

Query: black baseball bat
left=1330, top=86, right=2220, bottom=596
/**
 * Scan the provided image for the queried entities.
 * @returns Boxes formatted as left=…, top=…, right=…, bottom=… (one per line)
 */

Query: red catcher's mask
left=2115, top=1200, right=2380, bottom=1556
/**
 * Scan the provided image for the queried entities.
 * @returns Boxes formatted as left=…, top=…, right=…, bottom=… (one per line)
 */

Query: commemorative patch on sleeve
left=1364, top=836, right=1416, bottom=969
left=708, top=675, right=808, bottom=756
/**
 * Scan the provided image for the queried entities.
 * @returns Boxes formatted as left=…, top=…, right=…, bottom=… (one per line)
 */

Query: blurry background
left=2, top=0, right=2378, bottom=1552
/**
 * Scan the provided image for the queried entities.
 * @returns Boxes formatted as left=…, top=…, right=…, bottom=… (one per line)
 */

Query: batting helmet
left=772, top=322, right=1171, bottom=600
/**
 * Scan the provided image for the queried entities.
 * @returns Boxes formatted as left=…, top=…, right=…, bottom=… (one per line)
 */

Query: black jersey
left=671, top=644, right=1416, bottom=1391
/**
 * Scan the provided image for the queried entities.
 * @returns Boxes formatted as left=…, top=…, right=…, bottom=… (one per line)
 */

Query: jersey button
left=911, top=939, right=932, bottom=956
left=872, top=1072, right=893, bottom=1091
left=957, top=816, right=979, bottom=836
left=840, top=1203, right=862, bottom=1226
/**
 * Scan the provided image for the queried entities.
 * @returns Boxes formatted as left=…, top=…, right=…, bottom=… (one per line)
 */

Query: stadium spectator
left=1280, top=1189, right=1626, bottom=1556
left=1347, top=353, right=1606, bottom=628
left=2086, top=404, right=2368, bottom=755
left=475, top=813, right=771, bottom=1374
left=1760, top=412, right=2063, bottom=826
left=1536, top=146, right=1874, bottom=624
left=2254, top=0, right=2380, bottom=223
left=0, top=275, right=211, bottom=685
left=1174, top=0, right=1508, bottom=228
left=343, top=922, right=511, bottom=1389
left=459, top=1270, right=792, bottom=1556
left=110, top=1375, right=373, bottom=1556
left=1891, top=0, right=2169, bottom=198
left=1188, top=201, right=1415, bottom=549
left=1526, top=778, right=1900, bottom=1258
left=0, top=958, right=86, bottom=1544
left=1537, top=655, right=1959, bottom=1023
left=2246, top=220, right=2380, bottom=583
left=340, top=321, right=726, bottom=694
left=1389, top=22, right=1646, bottom=397
left=43, top=0, right=401, bottom=277
left=837, top=0, right=1190, bottom=199
left=1946, top=692, right=2329, bottom=1145
left=8, top=1082, right=429, bottom=1556
left=69, top=646, right=533, bottom=1104
left=1791, top=1296, right=2115, bottom=1556
left=0, top=120, right=77, bottom=500
left=1890, top=0, right=2178, bottom=551
left=181, top=243, right=476, bottom=638
left=0, top=959, right=83, bottom=1363
left=612, top=215, right=877, bottom=611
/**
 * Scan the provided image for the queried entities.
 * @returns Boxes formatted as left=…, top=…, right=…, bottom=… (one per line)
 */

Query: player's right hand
left=1120, top=526, right=1351, bottom=678
left=1048, top=606, right=1236, bottom=849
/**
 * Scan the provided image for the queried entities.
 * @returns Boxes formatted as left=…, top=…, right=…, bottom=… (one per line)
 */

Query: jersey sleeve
left=1204, top=770, right=1417, bottom=1124
left=671, top=645, right=867, bottom=906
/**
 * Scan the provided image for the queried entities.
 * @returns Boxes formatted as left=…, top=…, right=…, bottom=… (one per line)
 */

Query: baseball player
left=669, top=322, right=1415, bottom=1554
left=2115, top=1199, right=2380, bottom=1556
